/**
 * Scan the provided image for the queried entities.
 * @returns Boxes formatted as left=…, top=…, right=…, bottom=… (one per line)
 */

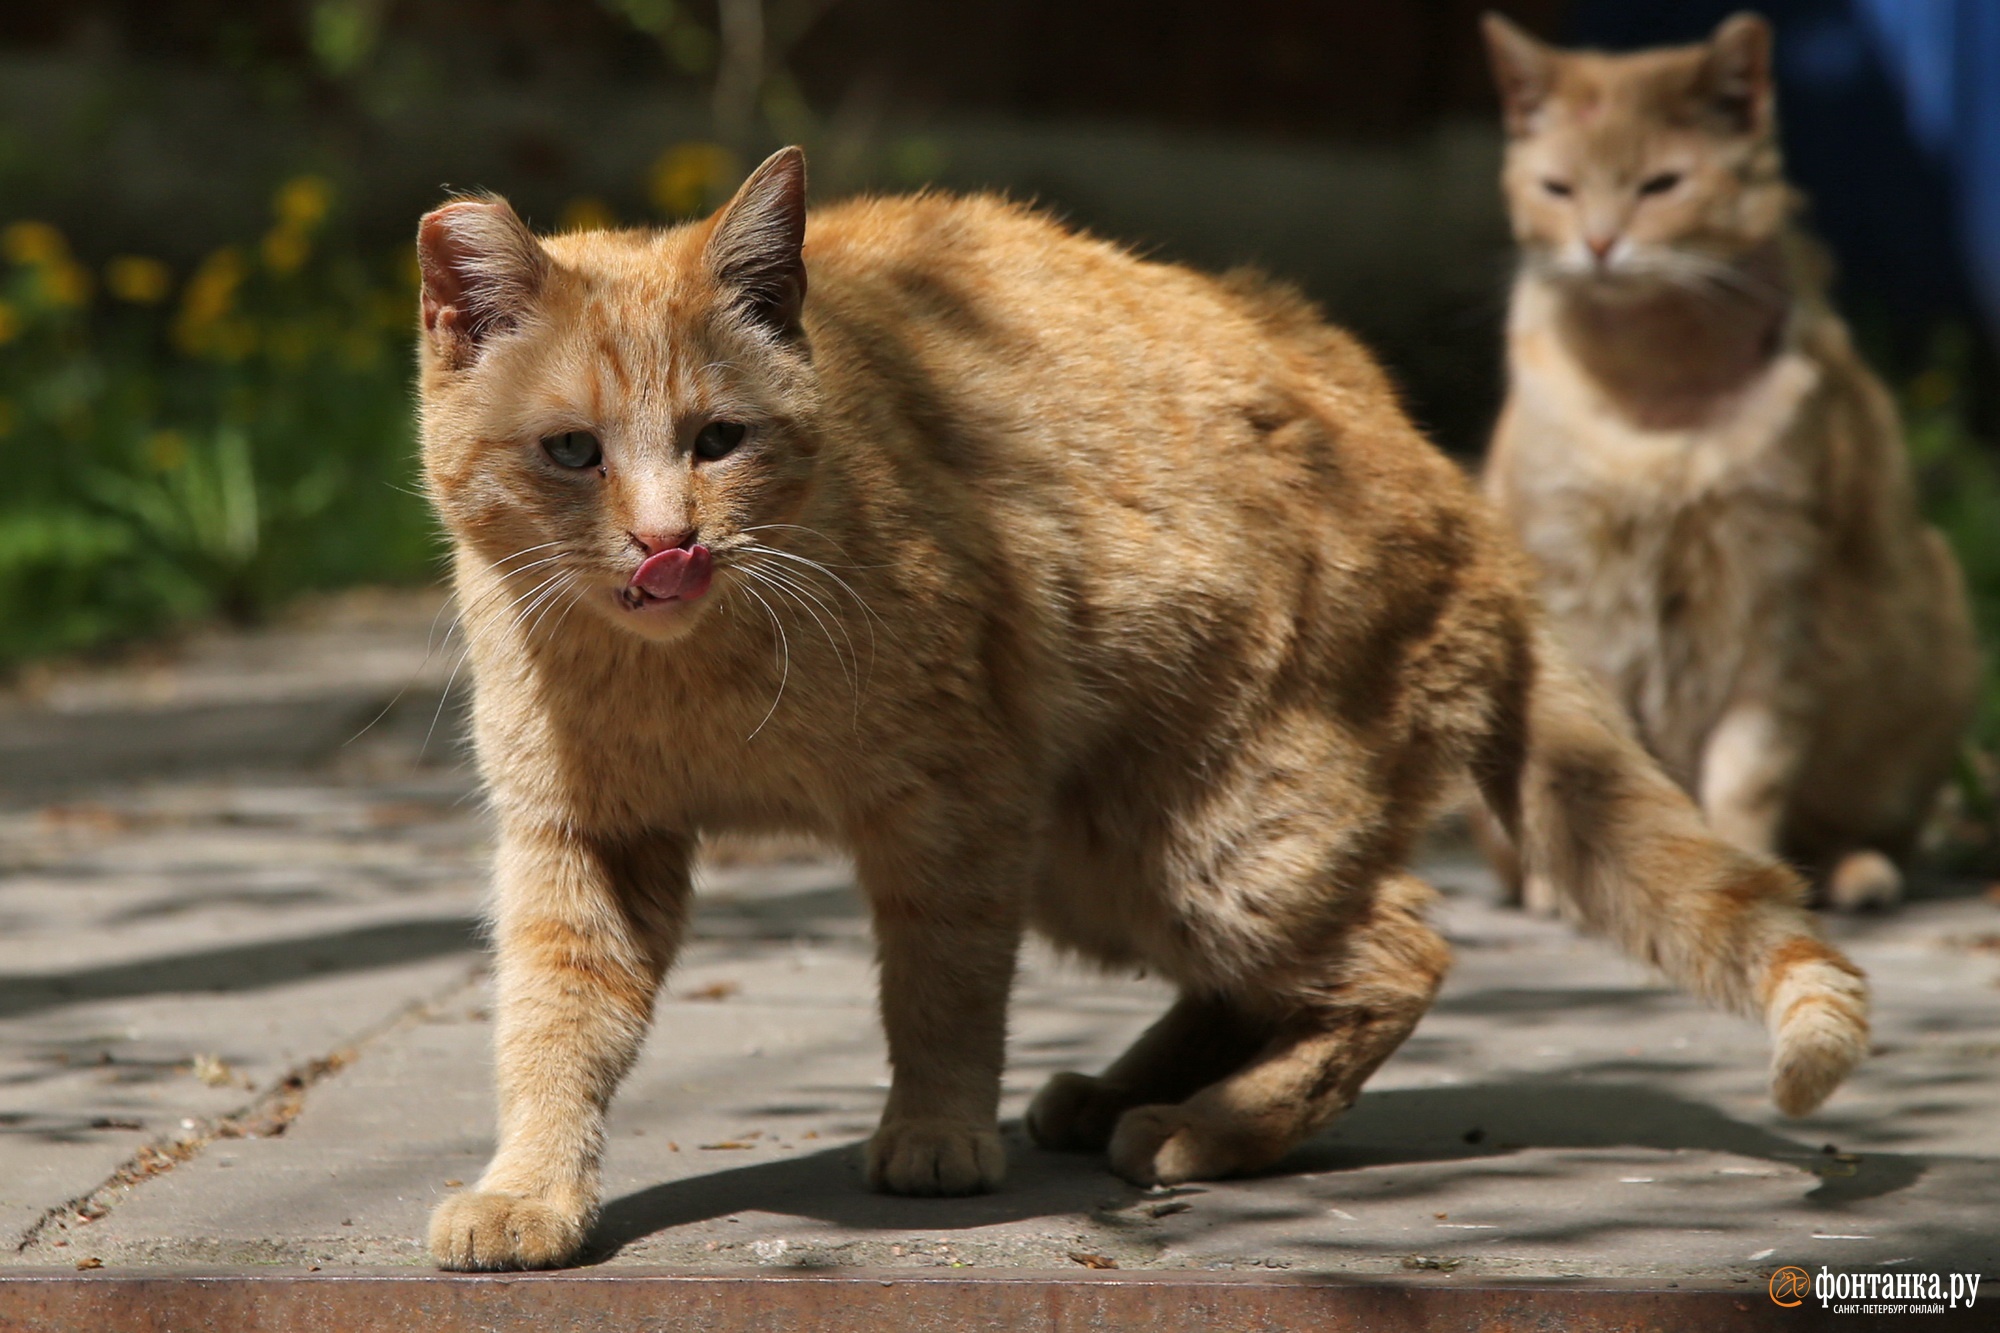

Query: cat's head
left=1483, top=12, right=1792, bottom=290
left=416, top=147, right=819, bottom=644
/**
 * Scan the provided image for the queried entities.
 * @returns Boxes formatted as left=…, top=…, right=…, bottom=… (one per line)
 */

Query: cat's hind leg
left=1027, top=993, right=1266, bottom=1152
left=1106, top=871, right=1450, bottom=1186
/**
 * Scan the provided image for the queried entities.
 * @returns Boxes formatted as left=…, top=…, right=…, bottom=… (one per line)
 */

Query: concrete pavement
left=2, top=590, right=1998, bottom=1294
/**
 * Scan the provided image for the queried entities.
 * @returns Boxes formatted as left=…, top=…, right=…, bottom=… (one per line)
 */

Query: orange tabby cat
left=1481, top=13, right=1979, bottom=910
left=416, top=148, right=1868, bottom=1270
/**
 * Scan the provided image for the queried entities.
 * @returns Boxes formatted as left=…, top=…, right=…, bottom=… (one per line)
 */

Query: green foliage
left=1904, top=325, right=2000, bottom=749
left=0, top=176, right=434, bottom=667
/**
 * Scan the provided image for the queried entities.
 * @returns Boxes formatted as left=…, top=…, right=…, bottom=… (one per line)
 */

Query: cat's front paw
left=865, top=1118, right=1006, bottom=1196
left=1108, top=1104, right=1265, bottom=1186
left=428, top=1190, right=587, bottom=1270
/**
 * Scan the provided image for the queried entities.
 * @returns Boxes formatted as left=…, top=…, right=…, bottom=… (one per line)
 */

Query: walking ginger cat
left=1481, top=13, right=1979, bottom=911
left=416, top=146, right=1868, bottom=1270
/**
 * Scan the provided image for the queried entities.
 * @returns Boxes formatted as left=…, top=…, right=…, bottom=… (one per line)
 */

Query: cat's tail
left=1470, top=627, right=1869, bottom=1117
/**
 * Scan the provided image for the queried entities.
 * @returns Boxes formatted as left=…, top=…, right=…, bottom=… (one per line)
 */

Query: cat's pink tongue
left=630, top=544, right=713, bottom=602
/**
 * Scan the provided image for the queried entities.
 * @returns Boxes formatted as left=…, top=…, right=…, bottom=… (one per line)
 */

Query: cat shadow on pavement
left=588, top=1077, right=1924, bottom=1261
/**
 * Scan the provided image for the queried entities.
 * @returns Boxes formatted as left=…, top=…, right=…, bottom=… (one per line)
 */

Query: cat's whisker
left=739, top=562, right=854, bottom=693
left=522, top=572, right=581, bottom=643
left=345, top=559, right=562, bottom=750
left=740, top=560, right=860, bottom=702
left=742, top=542, right=890, bottom=639
left=733, top=582, right=791, bottom=741
left=746, top=544, right=888, bottom=686
left=738, top=524, right=891, bottom=569
left=418, top=639, right=477, bottom=768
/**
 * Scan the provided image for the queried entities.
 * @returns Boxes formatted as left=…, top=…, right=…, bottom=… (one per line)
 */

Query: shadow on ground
left=0, top=916, right=483, bottom=1019
left=590, top=1078, right=1929, bottom=1261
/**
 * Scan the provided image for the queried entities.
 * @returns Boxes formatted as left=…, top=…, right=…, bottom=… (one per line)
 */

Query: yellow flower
left=559, top=196, right=617, bottom=233
left=2, top=221, right=67, bottom=267
left=145, top=429, right=189, bottom=471
left=106, top=255, right=173, bottom=304
left=42, top=259, right=92, bottom=308
left=174, top=247, right=248, bottom=354
left=274, top=175, right=333, bottom=231
left=0, top=301, right=18, bottom=344
left=262, top=226, right=311, bottom=275
left=649, top=142, right=737, bottom=219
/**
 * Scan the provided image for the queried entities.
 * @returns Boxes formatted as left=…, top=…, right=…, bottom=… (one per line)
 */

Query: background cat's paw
left=865, top=1118, right=1005, bottom=1195
left=1025, top=1071, right=1131, bottom=1151
left=1108, top=1104, right=1258, bottom=1186
left=428, top=1190, right=586, bottom=1270
left=1823, top=850, right=1903, bottom=911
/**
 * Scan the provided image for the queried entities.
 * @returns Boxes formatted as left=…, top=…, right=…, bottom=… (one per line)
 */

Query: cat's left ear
left=416, top=197, right=549, bottom=371
left=1703, top=12, right=1774, bottom=133
left=1482, top=13, right=1558, bottom=137
left=704, top=146, right=808, bottom=341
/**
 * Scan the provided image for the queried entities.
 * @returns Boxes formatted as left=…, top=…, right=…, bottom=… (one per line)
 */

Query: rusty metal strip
left=0, top=1269, right=1972, bottom=1332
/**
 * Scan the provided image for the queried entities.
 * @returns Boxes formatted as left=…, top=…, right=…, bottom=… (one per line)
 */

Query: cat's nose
left=1585, top=233, right=1617, bottom=261
left=630, top=529, right=698, bottom=556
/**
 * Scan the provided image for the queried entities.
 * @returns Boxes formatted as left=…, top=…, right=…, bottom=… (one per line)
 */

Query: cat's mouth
left=618, top=544, right=714, bottom=613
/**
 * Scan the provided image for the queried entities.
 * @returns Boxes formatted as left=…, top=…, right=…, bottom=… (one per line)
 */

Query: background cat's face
left=1486, top=15, right=1792, bottom=290
left=416, top=152, right=816, bottom=644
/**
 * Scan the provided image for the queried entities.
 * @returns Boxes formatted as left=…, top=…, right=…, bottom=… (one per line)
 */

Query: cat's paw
left=1026, top=1072, right=1132, bottom=1151
left=1108, top=1104, right=1265, bottom=1186
left=865, top=1118, right=1006, bottom=1196
left=428, top=1190, right=587, bottom=1271
left=1823, top=850, right=1902, bottom=912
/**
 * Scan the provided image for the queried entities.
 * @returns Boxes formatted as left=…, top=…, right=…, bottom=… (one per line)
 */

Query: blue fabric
left=1567, top=0, right=1998, bottom=340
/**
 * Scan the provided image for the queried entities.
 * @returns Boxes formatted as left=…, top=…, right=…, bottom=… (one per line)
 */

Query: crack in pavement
left=13, top=965, right=484, bottom=1257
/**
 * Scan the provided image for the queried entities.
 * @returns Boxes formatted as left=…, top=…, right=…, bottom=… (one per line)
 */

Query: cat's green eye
left=1638, top=172, right=1682, bottom=197
left=694, top=420, right=747, bottom=462
left=1541, top=178, right=1573, bottom=198
left=542, top=431, right=603, bottom=470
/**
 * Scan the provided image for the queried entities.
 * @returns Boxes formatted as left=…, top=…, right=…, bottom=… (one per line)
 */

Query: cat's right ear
left=1702, top=12, right=1774, bottom=133
left=416, top=198, right=549, bottom=370
left=704, top=146, right=808, bottom=341
left=1482, top=13, right=1557, bottom=136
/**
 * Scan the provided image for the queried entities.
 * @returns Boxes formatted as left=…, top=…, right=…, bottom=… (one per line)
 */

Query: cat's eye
left=1638, top=172, right=1683, bottom=197
left=1541, top=178, right=1574, bottom=198
left=542, top=431, right=602, bottom=470
left=693, top=420, right=747, bottom=462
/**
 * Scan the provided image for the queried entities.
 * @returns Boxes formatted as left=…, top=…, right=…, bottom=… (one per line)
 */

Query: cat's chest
left=478, top=636, right=840, bottom=832
left=1500, top=336, right=1825, bottom=729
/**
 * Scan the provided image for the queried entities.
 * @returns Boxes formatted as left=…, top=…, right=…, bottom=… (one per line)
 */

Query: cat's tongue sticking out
left=626, top=544, right=713, bottom=608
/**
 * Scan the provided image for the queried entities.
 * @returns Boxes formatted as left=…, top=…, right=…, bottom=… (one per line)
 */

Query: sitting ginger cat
left=416, top=146, right=1868, bottom=1270
left=1480, top=13, right=1979, bottom=911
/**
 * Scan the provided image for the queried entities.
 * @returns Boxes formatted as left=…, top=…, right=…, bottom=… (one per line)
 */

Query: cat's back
left=801, top=191, right=1455, bottom=523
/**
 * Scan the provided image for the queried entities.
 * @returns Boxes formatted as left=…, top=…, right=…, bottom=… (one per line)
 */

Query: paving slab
left=2, top=590, right=1998, bottom=1319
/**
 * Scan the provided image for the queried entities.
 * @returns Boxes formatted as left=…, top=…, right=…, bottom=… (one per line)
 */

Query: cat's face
left=1485, top=14, right=1791, bottom=291
left=416, top=150, right=817, bottom=645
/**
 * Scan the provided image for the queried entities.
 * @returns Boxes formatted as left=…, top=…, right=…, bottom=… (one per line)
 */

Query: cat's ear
left=416, top=197, right=549, bottom=370
left=1482, top=12, right=1558, bottom=136
left=1702, top=12, right=1774, bottom=133
left=704, top=146, right=808, bottom=340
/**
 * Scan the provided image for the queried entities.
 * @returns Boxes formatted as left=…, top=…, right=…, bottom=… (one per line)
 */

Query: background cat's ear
left=704, top=146, right=808, bottom=340
left=416, top=197, right=548, bottom=370
left=1482, top=13, right=1557, bottom=137
left=1703, top=12, right=1774, bottom=133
